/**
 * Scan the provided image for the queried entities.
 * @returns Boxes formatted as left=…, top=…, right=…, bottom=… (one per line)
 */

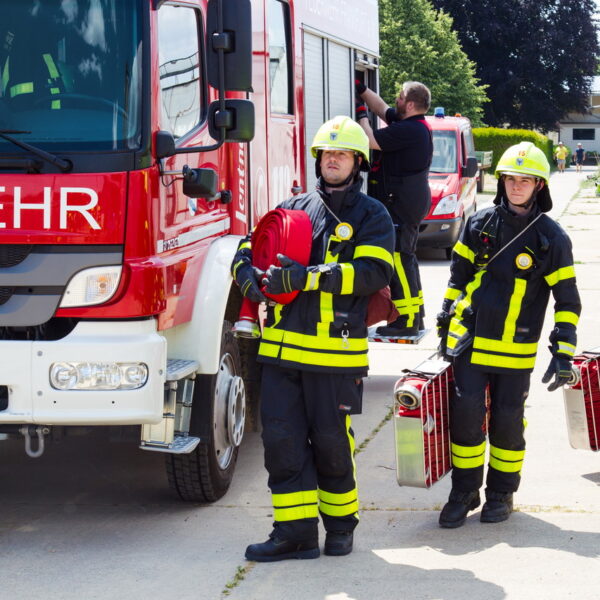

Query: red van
left=417, top=111, right=479, bottom=258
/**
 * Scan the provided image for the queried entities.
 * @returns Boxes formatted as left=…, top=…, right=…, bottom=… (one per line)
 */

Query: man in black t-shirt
left=356, top=81, right=433, bottom=336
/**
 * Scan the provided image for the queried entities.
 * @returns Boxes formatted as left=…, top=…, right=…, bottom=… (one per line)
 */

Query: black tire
left=166, top=321, right=245, bottom=502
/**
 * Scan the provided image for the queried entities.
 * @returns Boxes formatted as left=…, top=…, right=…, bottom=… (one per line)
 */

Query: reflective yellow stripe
left=503, top=278, right=527, bottom=342
left=453, top=240, right=475, bottom=263
left=557, top=341, right=576, bottom=357
left=319, top=499, right=359, bottom=517
left=455, top=270, right=485, bottom=318
left=273, top=504, right=319, bottom=521
left=444, top=287, right=461, bottom=301
left=449, top=320, right=468, bottom=336
left=10, top=82, right=33, bottom=97
left=471, top=352, right=536, bottom=370
left=353, top=244, right=394, bottom=267
left=545, top=265, right=576, bottom=286
left=303, top=270, right=321, bottom=291
left=262, top=326, right=368, bottom=352
left=273, top=489, right=319, bottom=506
left=318, top=488, right=357, bottom=505
left=239, top=240, right=251, bottom=250
left=51, top=100, right=61, bottom=109
left=451, top=441, right=486, bottom=469
left=1, top=58, right=8, bottom=95
left=50, top=87, right=60, bottom=95
left=473, top=337, right=538, bottom=355
left=489, top=456, right=522, bottom=473
left=490, top=446, right=525, bottom=462
left=258, top=340, right=280, bottom=358
left=554, top=311, right=579, bottom=326
left=232, top=259, right=245, bottom=278
left=280, top=346, right=368, bottom=368
left=317, top=237, right=338, bottom=336
left=42, top=53, right=60, bottom=80
left=393, top=252, right=416, bottom=326
left=340, top=263, right=355, bottom=294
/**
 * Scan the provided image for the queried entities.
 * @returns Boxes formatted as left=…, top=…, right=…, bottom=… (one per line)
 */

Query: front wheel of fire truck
left=166, top=321, right=245, bottom=502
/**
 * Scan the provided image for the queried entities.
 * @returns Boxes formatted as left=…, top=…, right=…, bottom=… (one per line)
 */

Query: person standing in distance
left=554, top=141, right=568, bottom=173
left=574, top=143, right=586, bottom=173
left=436, top=142, right=581, bottom=528
left=232, top=116, right=395, bottom=562
left=355, top=80, right=433, bottom=336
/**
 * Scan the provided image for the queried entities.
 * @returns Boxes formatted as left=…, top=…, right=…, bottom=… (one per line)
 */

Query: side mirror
left=206, top=0, right=252, bottom=92
left=155, top=130, right=176, bottom=159
left=463, top=156, right=478, bottom=178
left=182, top=166, right=218, bottom=198
left=208, top=99, right=255, bottom=142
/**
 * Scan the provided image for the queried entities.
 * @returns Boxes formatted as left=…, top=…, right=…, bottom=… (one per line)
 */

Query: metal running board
left=140, top=434, right=201, bottom=454
left=368, top=327, right=429, bottom=345
left=166, top=359, right=199, bottom=381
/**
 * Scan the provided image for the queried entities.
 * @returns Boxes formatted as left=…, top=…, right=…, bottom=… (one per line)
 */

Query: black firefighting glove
left=233, top=262, right=267, bottom=304
left=436, top=310, right=452, bottom=359
left=263, top=254, right=308, bottom=295
left=541, top=349, right=573, bottom=392
left=355, top=99, right=368, bottom=121
left=355, top=78, right=367, bottom=95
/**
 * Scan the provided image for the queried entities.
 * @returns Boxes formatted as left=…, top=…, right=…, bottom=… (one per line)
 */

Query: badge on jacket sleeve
left=515, top=252, right=533, bottom=270
left=335, top=222, right=353, bottom=241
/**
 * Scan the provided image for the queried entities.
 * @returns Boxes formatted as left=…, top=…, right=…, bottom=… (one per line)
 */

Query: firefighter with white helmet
left=232, top=116, right=395, bottom=560
left=436, top=141, right=581, bottom=527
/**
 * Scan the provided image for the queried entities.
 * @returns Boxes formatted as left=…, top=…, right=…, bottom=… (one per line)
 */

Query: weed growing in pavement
left=222, top=564, right=255, bottom=597
left=355, top=405, right=394, bottom=455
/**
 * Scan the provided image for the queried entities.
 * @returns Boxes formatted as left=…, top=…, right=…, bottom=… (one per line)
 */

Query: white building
left=557, top=75, right=600, bottom=156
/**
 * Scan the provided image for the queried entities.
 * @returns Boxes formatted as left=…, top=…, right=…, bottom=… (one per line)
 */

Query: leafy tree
left=379, top=0, right=489, bottom=125
left=431, top=0, right=600, bottom=131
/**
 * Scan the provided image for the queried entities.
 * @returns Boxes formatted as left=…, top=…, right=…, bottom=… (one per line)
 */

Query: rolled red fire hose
left=235, top=208, right=313, bottom=337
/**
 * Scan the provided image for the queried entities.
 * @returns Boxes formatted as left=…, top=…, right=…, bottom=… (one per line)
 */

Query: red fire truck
left=0, top=0, right=379, bottom=501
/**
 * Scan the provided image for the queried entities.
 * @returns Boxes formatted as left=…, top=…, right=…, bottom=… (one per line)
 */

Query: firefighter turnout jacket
left=239, top=179, right=395, bottom=374
left=442, top=202, right=581, bottom=371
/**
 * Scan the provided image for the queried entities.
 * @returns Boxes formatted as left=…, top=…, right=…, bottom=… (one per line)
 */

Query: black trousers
left=450, top=351, right=531, bottom=494
left=260, top=364, right=361, bottom=542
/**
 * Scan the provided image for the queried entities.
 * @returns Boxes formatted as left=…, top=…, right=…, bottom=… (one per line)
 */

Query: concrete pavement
left=1, top=165, right=599, bottom=600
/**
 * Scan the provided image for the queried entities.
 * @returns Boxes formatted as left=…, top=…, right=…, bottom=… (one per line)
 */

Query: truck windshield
left=430, top=130, right=457, bottom=174
left=0, top=0, right=142, bottom=152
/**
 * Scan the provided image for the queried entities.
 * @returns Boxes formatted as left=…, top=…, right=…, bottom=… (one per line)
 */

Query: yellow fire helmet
left=495, top=141, right=550, bottom=184
left=311, top=115, right=370, bottom=171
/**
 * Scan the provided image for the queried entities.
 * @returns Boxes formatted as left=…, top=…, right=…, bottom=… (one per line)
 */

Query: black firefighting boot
left=480, top=490, right=513, bottom=523
left=245, top=532, right=320, bottom=562
left=439, top=489, right=481, bottom=528
left=324, top=531, right=353, bottom=556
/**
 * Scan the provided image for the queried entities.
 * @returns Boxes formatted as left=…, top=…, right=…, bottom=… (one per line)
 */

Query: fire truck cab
left=0, top=0, right=379, bottom=502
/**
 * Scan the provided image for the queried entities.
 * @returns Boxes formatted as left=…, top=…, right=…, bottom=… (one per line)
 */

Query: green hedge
left=472, top=127, right=556, bottom=172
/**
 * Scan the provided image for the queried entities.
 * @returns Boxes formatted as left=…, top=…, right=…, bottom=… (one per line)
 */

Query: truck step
left=140, top=434, right=201, bottom=454
left=368, top=327, right=429, bottom=345
left=166, top=359, right=199, bottom=381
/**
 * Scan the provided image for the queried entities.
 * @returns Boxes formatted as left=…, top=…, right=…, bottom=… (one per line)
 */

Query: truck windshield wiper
left=0, top=130, right=72, bottom=172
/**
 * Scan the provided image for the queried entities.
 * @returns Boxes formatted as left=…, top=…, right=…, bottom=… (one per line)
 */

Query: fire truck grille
left=0, top=245, right=33, bottom=268
left=0, top=288, right=14, bottom=305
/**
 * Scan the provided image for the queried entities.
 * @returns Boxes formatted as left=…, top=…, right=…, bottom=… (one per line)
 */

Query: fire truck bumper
left=0, top=320, right=166, bottom=425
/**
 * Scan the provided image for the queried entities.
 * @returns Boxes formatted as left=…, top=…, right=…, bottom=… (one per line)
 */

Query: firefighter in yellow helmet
left=436, top=142, right=581, bottom=527
left=232, top=116, right=394, bottom=560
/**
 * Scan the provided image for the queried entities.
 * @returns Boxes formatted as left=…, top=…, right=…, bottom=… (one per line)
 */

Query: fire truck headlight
left=432, top=194, right=458, bottom=216
left=50, top=362, right=148, bottom=390
left=60, top=266, right=122, bottom=307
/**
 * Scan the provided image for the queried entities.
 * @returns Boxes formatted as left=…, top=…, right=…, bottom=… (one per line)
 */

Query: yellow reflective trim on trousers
left=545, top=265, right=576, bottom=286
left=452, top=441, right=486, bottom=469
left=471, top=351, right=536, bottom=370
left=489, top=445, right=525, bottom=461
left=10, top=82, right=33, bottom=98
left=444, top=287, right=461, bottom=301
left=489, top=456, right=523, bottom=473
left=340, top=263, right=355, bottom=294
left=473, top=336, right=537, bottom=355
left=318, top=488, right=357, bottom=505
left=280, top=346, right=368, bottom=368
left=554, top=311, right=579, bottom=326
left=393, top=252, right=416, bottom=326
left=453, top=240, right=475, bottom=263
left=353, top=244, right=394, bottom=267
left=319, top=499, right=359, bottom=517
left=273, top=489, right=319, bottom=507
left=261, top=327, right=368, bottom=352
left=1, top=58, right=8, bottom=95
left=274, top=504, right=319, bottom=521
left=503, top=278, right=527, bottom=342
